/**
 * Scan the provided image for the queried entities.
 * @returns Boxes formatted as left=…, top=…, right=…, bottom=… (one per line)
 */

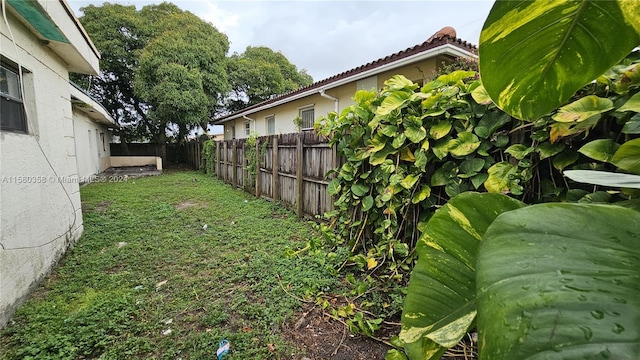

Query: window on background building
left=0, top=62, right=27, bottom=133
left=266, top=115, right=275, bottom=135
left=300, top=108, right=314, bottom=130
left=244, top=121, right=251, bottom=136
left=231, top=125, right=235, bottom=139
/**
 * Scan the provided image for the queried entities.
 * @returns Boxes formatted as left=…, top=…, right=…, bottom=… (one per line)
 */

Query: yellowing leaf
left=367, top=257, right=378, bottom=270
left=471, top=83, right=493, bottom=105
left=400, top=148, right=415, bottom=162
left=552, top=95, right=614, bottom=123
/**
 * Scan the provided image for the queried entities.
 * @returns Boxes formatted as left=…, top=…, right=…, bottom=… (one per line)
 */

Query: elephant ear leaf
left=477, top=203, right=640, bottom=359
left=399, top=193, right=524, bottom=359
left=479, top=0, right=640, bottom=120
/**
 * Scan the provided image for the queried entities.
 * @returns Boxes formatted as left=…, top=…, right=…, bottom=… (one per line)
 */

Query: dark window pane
left=1, top=97, right=27, bottom=132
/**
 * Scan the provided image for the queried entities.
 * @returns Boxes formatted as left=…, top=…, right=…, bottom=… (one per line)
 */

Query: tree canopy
left=226, top=46, right=314, bottom=112
left=73, top=3, right=151, bottom=143
left=73, top=2, right=312, bottom=143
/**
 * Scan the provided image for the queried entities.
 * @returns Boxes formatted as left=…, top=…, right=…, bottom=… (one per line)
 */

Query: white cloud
left=68, top=0, right=493, bottom=81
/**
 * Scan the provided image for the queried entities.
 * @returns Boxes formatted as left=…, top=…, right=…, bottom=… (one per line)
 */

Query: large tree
left=73, top=3, right=151, bottom=143
left=226, top=46, right=313, bottom=112
left=75, top=2, right=310, bottom=143
left=134, top=10, right=229, bottom=142
left=75, top=2, right=228, bottom=143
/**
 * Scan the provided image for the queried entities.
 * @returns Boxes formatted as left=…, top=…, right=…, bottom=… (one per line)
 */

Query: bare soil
left=283, top=304, right=394, bottom=360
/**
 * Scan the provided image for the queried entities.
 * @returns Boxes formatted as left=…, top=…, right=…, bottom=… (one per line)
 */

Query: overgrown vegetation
left=201, top=138, right=216, bottom=174
left=309, top=2, right=640, bottom=358
left=0, top=172, right=340, bottom=359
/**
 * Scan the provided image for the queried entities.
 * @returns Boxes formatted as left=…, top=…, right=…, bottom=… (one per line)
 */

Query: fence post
left=242, top=140, right=247, bottom=190
left=215, top=141, right=220, bottom=178
left=296, top=133, right=304, bottom=218
left=223, top=141, right=228, bottom=183
left=255, top=138, right=261, bottom=198
left=196, top=141, right=201, bottom=170
left=272, top=136, right=279, bottom=201
left=231, top=140, right=237, bottom=188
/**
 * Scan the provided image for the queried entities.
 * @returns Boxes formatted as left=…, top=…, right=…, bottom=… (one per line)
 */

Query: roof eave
left=213, top=43, right=476, bottom=125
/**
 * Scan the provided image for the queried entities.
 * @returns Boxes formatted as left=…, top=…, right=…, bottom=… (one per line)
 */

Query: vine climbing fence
left=207, top=132, right=337, bottom=218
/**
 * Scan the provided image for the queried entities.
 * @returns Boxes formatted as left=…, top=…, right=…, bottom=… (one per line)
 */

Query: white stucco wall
left=73, top=111, right=112, bottom=179
left=0, top=4, right=96, bottom=327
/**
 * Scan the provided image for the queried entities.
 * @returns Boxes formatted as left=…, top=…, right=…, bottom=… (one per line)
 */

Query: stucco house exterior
left=214, top=27, right=477, bottom=139
left=71, top=82, right=117, bottom=180
left=0, top=0, right=102, bottom=327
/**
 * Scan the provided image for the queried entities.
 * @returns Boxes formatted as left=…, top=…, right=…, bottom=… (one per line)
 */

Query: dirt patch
left=283, top=304, right=393, bottom=360
left=82, top=200, right=112, bottom=213
left=175, top=201, right=208, bottom=210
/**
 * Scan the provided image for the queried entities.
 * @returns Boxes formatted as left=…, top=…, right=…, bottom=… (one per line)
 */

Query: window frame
left=0, top=61, right=28, bottom=133
left=265, top=115, right=275, bottom=135
left=244, top=120, right=251, bottom=136
left=299, top=107, right=315, bottom=131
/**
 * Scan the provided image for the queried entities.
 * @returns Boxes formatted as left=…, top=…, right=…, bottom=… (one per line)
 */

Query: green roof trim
left=7, top=0, right=69, bottom=43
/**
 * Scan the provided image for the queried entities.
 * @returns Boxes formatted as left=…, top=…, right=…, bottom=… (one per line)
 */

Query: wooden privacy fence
left=214, top=132, right=337, bottom=218
left=167, top=141, right=201, bottom=169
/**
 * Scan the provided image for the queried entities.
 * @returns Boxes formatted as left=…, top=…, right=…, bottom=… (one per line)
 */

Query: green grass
left=0, top=171, right=339, bottom=359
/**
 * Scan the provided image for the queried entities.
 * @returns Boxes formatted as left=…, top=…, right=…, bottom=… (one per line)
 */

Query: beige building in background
left=0, top=0, right=103, bottom=327
left=214, top=27, right=477, bottom=138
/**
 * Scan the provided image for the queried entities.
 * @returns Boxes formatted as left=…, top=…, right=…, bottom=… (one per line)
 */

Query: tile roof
left=214, top=28, right=477, bottom=124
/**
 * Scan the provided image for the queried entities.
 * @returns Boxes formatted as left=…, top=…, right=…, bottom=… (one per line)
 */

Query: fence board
left=214, top=132, right=335, bottom=218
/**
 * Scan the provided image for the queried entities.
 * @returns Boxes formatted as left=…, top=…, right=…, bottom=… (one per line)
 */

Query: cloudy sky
left=67, top=0, right=494, bottom=82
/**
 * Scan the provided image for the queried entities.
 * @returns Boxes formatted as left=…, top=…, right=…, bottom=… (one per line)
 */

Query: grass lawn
left=0, top=171, right=340, bottom=359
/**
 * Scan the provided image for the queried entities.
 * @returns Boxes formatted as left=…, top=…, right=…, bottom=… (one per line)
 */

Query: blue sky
left=68, top=0, right=494, bottom=82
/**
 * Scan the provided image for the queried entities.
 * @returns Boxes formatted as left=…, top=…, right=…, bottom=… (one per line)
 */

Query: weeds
left=0, top=171, right=338, bottom=359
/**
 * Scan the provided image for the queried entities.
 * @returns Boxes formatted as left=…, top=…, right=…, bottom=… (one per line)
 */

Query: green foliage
left=243, top=132, right=263, bottom=188
left=134, top=10, right=229, bottom=142
left=399, top=193, right=525, bottom=359
left=293, top=116, right=303, bottom=131
left=0, top=172, right=338, bottom=359
left=71, top=3, right=151, bottom=143
left=477, top=202, right=640, bottom=359
left=201, top=139, right=216, bottom=174
left=479, top=0, right=640, bottom=120
left=317, top=52, right=640, bottom=345
left=227, top=46, right=313, bottom=112
left=395, top=0, right=640, bottom=358
left=76, top=3, right=310, bottom=143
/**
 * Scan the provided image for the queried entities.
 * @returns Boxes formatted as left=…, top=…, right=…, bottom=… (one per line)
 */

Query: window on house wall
left=266, top=115, right=275, bottom=135
left=231, top=125, right=235, bottom=139
left=244, top=121, right=251, bottom=136
left=0, top=62, right=28, bottom=133
left=300, top=108, right=315, bottom=130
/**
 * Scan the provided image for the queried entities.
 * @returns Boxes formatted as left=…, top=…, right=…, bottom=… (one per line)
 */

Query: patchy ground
left=283, top=304, right=393, bottom=359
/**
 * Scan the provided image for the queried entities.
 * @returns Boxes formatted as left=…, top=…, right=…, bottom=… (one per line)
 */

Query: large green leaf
left=552, top=96, right=614, bottom=123
left=564, top=170, right=640, bottom=189
left=429, top=121, right=452, bottom=140
left=618, top=91, right=640, bottom=112
left=484, top=162, right=519, bottom=194
left=622, top=114, right=640, bottom=134
left=475, top=111, right=511, bottom=139
left=400, top=193, right=525, bottom=360
left=479, top=0, right=640, bottom=120
left=578, top=139, right=620, bottom=162
left=447, top=132, right=481, bottom=157
left=612, top=138, right=640, bottom=174
left=477, top=203, right=640, bottom=359
left=377, top=91, right=411, bottom=116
